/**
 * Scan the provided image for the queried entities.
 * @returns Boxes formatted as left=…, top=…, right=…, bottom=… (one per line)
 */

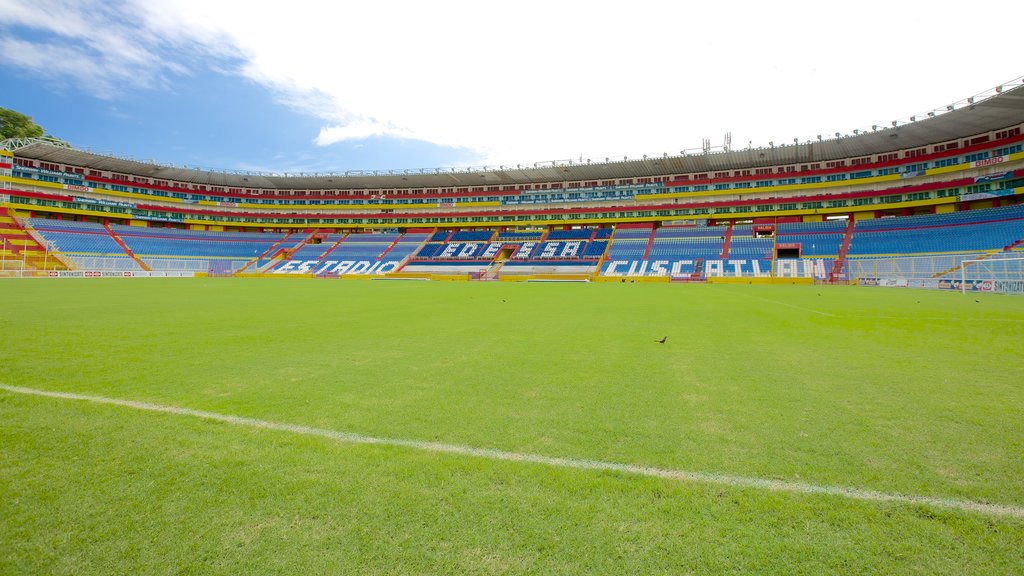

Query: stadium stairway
left=376, top=235, right=404, bottom=260
left=104, top=223, right=151, bottom=271
left=0, top=208, right=71, bottom=271
left=481, top=258, right=506, bottom=280
left=640, top=228, right=657, bottom=261
left=282, top=234, right=314, bottom=259
left=318, top=233, right=349, bottom=259
left=590, top=229, right=616, bottom=279
left=828, top=218, right=855, bottom=283
left=238, top=231, right=294, bottom=274
left=392, top=234, right=435, bottom=273
left=719, top=222, right=734, bottom=259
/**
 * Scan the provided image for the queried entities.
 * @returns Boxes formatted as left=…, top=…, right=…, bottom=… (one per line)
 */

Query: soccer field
left=1, top=279, right=1023, bottom=574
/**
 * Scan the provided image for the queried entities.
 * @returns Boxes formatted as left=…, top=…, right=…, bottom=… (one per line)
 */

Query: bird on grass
left=655, top=336, right=668, bottom=344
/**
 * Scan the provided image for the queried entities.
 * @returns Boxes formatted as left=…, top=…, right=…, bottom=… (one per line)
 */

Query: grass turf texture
left=1, top=278, right=1022, bottom=574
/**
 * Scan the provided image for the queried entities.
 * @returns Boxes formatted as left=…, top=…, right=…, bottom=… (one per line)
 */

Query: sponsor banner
left=73, top=196, right=134, bottom=208
left=972, top=155, right=1008, bottom=169
left=273, top=259, right=402, bottom=275
left=65, top=184, right=91, bottom=193
left=936, top=278, right=995, bottom=292
left=437, top=201, right=455, bottom=209
left=217, top=201, right=238, bottom=207
left=901, top=170, right=926, bottom=179
left=994, top=280, right=1024, bottom=294
left=860, top=278, right=943, bottom=290
left=974, top=171, right=1012, bottom=184
left=36, top=168, right=73, bottom=178
left=960, top=189, right=1016, bottom=202
left=131, top=211, right=183, bottom=223
left=600, top=258, right=831, bottom=279
left=48, top=270, right=191, bottom=278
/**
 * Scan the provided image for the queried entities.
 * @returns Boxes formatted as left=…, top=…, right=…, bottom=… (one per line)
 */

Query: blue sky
left=0, top=0, right=1020, bottom=174
left=0, top=44, right=478, bottom=173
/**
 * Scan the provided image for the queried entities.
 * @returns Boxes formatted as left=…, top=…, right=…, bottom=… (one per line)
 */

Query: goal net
left=959, top=256, right=1024, bottom=295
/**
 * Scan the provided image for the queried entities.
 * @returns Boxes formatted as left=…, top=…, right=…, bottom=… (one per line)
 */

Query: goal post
left=959, top=256, right=1024, bottom=295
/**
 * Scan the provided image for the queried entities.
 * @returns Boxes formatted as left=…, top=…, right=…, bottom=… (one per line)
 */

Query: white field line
left=2, top=383, right=1023, bottom=520
left=725, top=290, right=837, bottom=317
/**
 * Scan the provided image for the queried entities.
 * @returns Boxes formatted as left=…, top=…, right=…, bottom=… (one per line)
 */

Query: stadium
left=3, top=79, right=1024, bottom=289
left=2, top=75, right=1024, bottom=573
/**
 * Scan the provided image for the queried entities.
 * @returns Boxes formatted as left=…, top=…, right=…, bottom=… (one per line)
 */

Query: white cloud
left=3, top=0, right=1021, bottom=167
left=315, top=120, right=415, bottom=145
left=0, top=0, right=233, bottom=97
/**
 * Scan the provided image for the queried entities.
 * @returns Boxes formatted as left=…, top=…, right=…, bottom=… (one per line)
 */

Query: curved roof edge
left=7, top=82, right=1024, bottom=190
left=1, top=136, right=72, bottom=153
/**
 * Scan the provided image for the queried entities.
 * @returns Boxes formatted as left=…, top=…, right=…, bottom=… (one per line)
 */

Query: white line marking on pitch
left=2, top=383, right=1022, bottom=520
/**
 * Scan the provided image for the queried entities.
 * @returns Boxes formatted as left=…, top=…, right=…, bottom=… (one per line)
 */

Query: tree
left=0, top=108, right=46, bottom=140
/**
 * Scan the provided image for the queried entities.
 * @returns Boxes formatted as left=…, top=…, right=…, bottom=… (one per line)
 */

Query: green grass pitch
left=1, top=278, right=1023, bottom=574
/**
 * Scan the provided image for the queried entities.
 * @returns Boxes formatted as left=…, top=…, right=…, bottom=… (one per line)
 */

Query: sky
left=0, top=0, right=1020, bottom=174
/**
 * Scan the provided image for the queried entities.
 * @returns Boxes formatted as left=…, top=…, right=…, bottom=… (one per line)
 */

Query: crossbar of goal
left=960, top=256, right=1024, bottom=294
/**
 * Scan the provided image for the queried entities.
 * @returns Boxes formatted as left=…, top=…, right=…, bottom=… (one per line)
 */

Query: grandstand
left=2, top=81, right=1024, bottom=289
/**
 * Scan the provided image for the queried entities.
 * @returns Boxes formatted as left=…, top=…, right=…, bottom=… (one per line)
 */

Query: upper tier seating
left=496, top=231, right=544, bottom=241
left=654, top=226, right=728, bottom=239
left=613, top=228, right=654, bottom=239
left=775, top=233, right=844, bottom=256
left=547, top=228, right=595, bottom=241
left=449, top=230, right=494, bottom=242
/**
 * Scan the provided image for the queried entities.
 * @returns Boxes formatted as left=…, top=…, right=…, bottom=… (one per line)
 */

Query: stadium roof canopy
left=7, top=83, right=1024, bottom=190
